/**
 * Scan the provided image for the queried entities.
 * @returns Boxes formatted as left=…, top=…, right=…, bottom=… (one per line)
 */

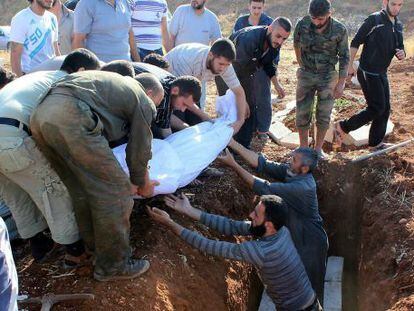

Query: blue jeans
left=138, top=48, right=163, bottom=60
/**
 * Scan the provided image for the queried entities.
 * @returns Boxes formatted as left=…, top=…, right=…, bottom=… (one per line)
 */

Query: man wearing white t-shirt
left=10, top=0, right=60, bottom=76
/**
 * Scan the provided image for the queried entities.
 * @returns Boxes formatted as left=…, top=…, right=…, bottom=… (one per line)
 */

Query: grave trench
left=239, top=160, right=370, bottom=311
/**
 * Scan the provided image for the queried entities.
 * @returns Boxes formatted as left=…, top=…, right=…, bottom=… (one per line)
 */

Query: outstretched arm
left=147, top=207, right=263, bottom=266
left=164, top=194, right=251, bottom=236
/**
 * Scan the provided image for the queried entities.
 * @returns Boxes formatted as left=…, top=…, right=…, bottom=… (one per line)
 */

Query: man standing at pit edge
left=294, top=0, right=349, bottom=159
left=335, top=0, right=405, bottom=151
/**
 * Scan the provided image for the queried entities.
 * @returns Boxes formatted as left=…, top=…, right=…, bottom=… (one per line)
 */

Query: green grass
left=334, top=98, right=353, bottom=110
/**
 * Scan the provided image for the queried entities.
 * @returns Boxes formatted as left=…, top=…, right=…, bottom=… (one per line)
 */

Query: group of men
left=0, top=0, right=407, bottom=310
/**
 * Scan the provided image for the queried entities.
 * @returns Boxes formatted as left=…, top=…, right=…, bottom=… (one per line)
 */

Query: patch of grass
left=334, top=98, right=353, bottom=110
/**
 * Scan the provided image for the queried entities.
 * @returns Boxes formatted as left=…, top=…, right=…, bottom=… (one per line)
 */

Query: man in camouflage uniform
left=294, top=0, right=349, bottom=159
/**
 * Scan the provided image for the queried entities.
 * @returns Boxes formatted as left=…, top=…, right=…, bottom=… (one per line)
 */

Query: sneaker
left=199, top=166, right=224, bottom=178
left=257, top=132, right=269, bottom=141
left=369, top=142, right=394, bottom=152
left=94, top=259, right=150, bottom=282
left=316, top=149, right=329, bottom=160
left=63, top=252, right=93, bottom=270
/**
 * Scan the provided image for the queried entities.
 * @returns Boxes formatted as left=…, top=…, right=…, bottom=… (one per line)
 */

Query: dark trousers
left=138, top=47, right=163, bottom=60
left=341, top=68, right=390, bottom=147
left=216, top=74, right=256, bottom=148
left=254, top=69, right=272, bottom=133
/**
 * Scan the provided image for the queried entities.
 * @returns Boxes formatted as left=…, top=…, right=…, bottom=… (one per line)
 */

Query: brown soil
left=9, top=48, right=414, bottom=310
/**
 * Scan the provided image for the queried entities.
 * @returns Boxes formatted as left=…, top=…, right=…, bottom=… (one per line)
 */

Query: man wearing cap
left=218, top=140, right=329, bottom=301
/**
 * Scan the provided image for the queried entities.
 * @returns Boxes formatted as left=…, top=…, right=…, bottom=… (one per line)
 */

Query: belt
left=0, top=117, right=31, bottom=135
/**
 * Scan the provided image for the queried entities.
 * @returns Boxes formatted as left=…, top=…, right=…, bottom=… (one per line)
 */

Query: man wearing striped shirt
left=148, top=194, right=322, bottom=311
left=131, top=0, right=172, bottom=59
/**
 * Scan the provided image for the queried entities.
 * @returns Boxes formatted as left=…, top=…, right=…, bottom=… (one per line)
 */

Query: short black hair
left=250, top=0, right=265, bottom=3
left=260, top=195, right=288, bottom=230
left=101, top=60, right=135, bottom=77
left=134, top=73, right=164, bottom=100
left=143, top=53, right=170, bottom=69
left=60, top=48, right=100, bottom=73
left=171, top=76, right=202, bottom=103
left=0, top=67, right=16, bottom=88
left=308, top=0, right=331, bottom=17
left=273, top=16, right=292, bottom=33
left=210, top=38, right=236, bottom=62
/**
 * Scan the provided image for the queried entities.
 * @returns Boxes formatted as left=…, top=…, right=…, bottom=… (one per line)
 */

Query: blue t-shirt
left=233, top=13, right=273, bottom=33
left=74, top=0, right=133, bottom=62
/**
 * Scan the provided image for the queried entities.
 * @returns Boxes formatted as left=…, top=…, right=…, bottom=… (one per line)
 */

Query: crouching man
left=30, top=71, right=164, bottom=281
left=148, top=194, right=322, bottom=310
left=218, top=141, right=328, bottom=301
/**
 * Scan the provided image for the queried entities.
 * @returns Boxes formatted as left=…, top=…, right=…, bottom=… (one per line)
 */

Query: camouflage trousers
left=31, top=92, right=134, bottom=276
left=296, top=68, right=338, bottom=131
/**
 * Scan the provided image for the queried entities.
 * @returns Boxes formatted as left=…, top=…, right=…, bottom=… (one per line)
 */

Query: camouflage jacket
left=294, top=16, right=349, bottom=78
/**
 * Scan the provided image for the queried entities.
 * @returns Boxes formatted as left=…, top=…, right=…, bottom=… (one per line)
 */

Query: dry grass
left=404, top=36, right=414, bottom=58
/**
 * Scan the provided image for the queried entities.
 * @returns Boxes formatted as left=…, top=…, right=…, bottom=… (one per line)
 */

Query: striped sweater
left=180, top=212, right=315, bottom=311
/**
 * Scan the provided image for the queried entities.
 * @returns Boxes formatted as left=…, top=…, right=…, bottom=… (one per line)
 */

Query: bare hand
left=164, top=194, right=192, bottom=214
left=275, top=83, right=286, bottom=99
left=217, top=148, right=237, bottom=167
left=146, top=206, right=173, bottom=226
left=230, top=119, right=244, bottom=134
left=244, top=104, right=251, bottom=119
left=347, top=66, right=356, bottom=80
left=137, top=179, right=160, bottom=198
left=334, top=82, right=345, bottom=99
left=395, top=49, right=406, bottom=60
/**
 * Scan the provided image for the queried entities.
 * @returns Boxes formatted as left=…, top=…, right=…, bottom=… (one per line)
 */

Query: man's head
left=207, top=38, right=236, bottom=75
left=60, top=48, right=101, bottom=73
left=190, top=0, right=206, bottom=10
left=383, top=0, right=404, bottom=18
left=267, top=17, right=292, bottom=49
left=0, top=67, right=17, bottom=89
left=170, top=76, right=202, bottom=112
left=308, top=0, right=332, bottom=29
left=289, top=147, right=318, bottom=175
left=101, top=60, right=135, bottom=77
left=143, top=53, right=170, bottom=70
left=249, top=0, right=265, bottom=18
left=249, top=195, right=288, bottom=238
left=134, top=73, right=165, bottom=107
left=28, top=0, right=54, bottom=10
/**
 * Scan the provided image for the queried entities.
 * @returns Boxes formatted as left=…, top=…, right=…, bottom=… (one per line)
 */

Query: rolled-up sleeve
left=256, top=154, right=288, bottom=181
left=74, top=0, right=94, bottom=34
left=222, top=65, right=241, bottom=89
left=126, top=96, right=154, bottom=186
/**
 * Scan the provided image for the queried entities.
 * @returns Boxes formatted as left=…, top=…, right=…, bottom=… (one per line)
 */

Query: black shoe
left=30, top=232, right=57, bottom=262
left=94, top=259, right=150, bottom=282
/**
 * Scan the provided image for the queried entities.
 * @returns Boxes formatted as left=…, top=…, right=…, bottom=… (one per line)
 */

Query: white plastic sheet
left=113, top=90, right=237, bottom=196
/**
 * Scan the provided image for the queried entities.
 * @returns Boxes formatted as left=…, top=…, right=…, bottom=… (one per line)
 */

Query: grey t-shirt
left=169, top=4, right=221, bottom=46
left=74, top=0, right=133, bottom=62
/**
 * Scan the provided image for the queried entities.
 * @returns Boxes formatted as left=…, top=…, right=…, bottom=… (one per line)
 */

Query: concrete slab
left=273, top=100, right=296, bottom=120
left=271, top=94, right=279, bottom=105
left=324, top=256, right=344, bottom=311
left=279, top=132, right=301, bottom=149
left=324, top=282, right=342, bottom=311
left=348, top=120, right=394, bottom=147
left=268, top=120, right=292, bottom=143
left=325, top=257, right=344, bottom=282
left=258, top=291, right=276, bottom=311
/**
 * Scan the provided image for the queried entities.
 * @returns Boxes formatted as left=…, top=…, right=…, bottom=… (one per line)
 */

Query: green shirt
left=294, top=16, right=349, bottom=78
left=52, top=71, right=156, bottom=186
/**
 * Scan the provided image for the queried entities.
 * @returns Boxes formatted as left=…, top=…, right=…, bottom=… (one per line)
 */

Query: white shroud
left=113, top=90, right=238, bottom=196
